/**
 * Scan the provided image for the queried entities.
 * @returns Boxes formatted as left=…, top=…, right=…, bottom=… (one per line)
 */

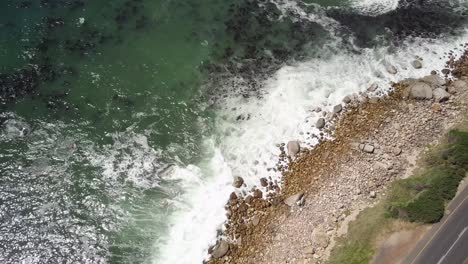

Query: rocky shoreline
left=207, top=45, right=468, bottom=264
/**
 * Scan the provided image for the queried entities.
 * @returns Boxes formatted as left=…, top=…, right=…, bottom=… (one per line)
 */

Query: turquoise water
left=0, top=0, right=467, bottom=263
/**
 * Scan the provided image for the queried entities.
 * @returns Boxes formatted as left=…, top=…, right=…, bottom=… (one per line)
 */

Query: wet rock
left=367, top=83, right=378, bottom=92
left=342, top=95, right=352, bottom=104
left=386, top=65, right=398, bottom=74
left=287, top=141, right=300, bottom=157
left=260, top=177, right=268, bottom=187
left=316, top=118, right=326, bottom=129
left=412, top=60, right=422, bottom=69
left=233, top=176, right=244, bottom=188
left=229, top=192, right=238, bottom=201
left=284, top=192, right=304, bottom=207
left=211, top=240, right=229, bottom=259
left=409, top=82, right=432, bottom=100
left=333, top=104, right=343, bottom=114
left=363, top=144, right=374, bottom=153
left=245, top=195, right=253, bottom=204
left=433, top=88, right=450, bottom=102
left=253, top=189, right=263, bottom=199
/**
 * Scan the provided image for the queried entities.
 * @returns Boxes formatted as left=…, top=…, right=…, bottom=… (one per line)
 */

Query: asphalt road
left=403, top=184, right=468, bottom=264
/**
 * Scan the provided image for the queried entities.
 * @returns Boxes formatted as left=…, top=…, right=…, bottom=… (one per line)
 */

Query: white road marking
left=437, top=226, right=468, bottom=264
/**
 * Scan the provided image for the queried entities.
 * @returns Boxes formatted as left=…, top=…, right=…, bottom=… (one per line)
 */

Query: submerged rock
left=287, top=141, right=300, bottom=157
left=412, top=60, right=423, bottom=69
left=233, top=176, right=244, bottom=188
left=367, top=83, right=378, bottom=92
left=386, top=65, right=398, bottom=74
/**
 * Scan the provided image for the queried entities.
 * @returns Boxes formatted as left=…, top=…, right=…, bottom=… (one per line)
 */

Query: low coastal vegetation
left=328, top=124, right=468, bottom=264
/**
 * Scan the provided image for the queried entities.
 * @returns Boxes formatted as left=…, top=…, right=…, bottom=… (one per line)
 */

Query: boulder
left=260, top=177, right=268, bottom=187
left=333, top=104, right=343, bottom=114
left=433, top=88, right=450, bottom=102
left=211, top=240, right=229, bottom=259
left=233, top=176, right=244, bottom=188
left=363, top=144, right=374, bottom=153
left=421, top=74, right=445, bottom=88
left=411, top=60, right=422, bottom=69
left=287, top=141, right=301, bottom=157
left=386, top=65, right=398, bottom=74
left=284, top=192, right=305, bottom=207
left=316, top=118, right=326, bottom=129
left=370, top=191, right=377, bottom=198
left=452, top=80, right=468, bottom=91
left=409, top=82, right=432, bottom=100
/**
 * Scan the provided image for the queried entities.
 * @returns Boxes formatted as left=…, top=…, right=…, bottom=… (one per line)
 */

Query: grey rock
left=369, top=97, right=379, bottom=104
left=409, top=82, right=432, bottom=100
left=211, top=240, right=229, bottom=259
left=333, top=104, right=343, bottom=114
left=392, top=147, right=402, bottom=156
left=287, top=141, right=301, bottom=157
left=433, top=88, right=450, bottom=102
left=453, top=80, right=467, bottom=89
left=251, top=215, right=260, bottom=226
left=316, top=118, right=326, bottom=129
left=421, top=74, right=445, bottom=88
left=370, top=191, right=377, bottom=198
left=284, top=192, right=305, bottom=207
left=363, top=144, right=375, bottom=153
left=343, top=95, right=352, bottom=104
left=233, top=176, right=244, bottom=188
left=412, top=60, right=423, bottom=69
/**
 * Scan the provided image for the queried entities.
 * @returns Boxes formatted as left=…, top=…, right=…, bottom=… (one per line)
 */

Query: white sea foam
left=350, top=0, right=400, bottom=16
left=156, top=26, right=468, bottom=263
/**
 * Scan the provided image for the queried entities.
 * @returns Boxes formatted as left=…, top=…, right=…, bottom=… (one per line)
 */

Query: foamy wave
left=350, top=0, right=400, bottom=16
left=155, top=27, right=468, bottom=263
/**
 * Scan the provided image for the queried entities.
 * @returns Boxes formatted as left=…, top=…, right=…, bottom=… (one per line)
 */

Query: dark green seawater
left=0, top=0, right=467, bottom=263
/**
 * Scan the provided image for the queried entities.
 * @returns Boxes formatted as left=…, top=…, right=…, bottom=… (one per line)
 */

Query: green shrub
left=387, top=130, right=468, bottom=223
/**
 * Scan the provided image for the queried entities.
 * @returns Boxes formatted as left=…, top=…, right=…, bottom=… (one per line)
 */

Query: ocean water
left=0, top=0, right=467, bottom=263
